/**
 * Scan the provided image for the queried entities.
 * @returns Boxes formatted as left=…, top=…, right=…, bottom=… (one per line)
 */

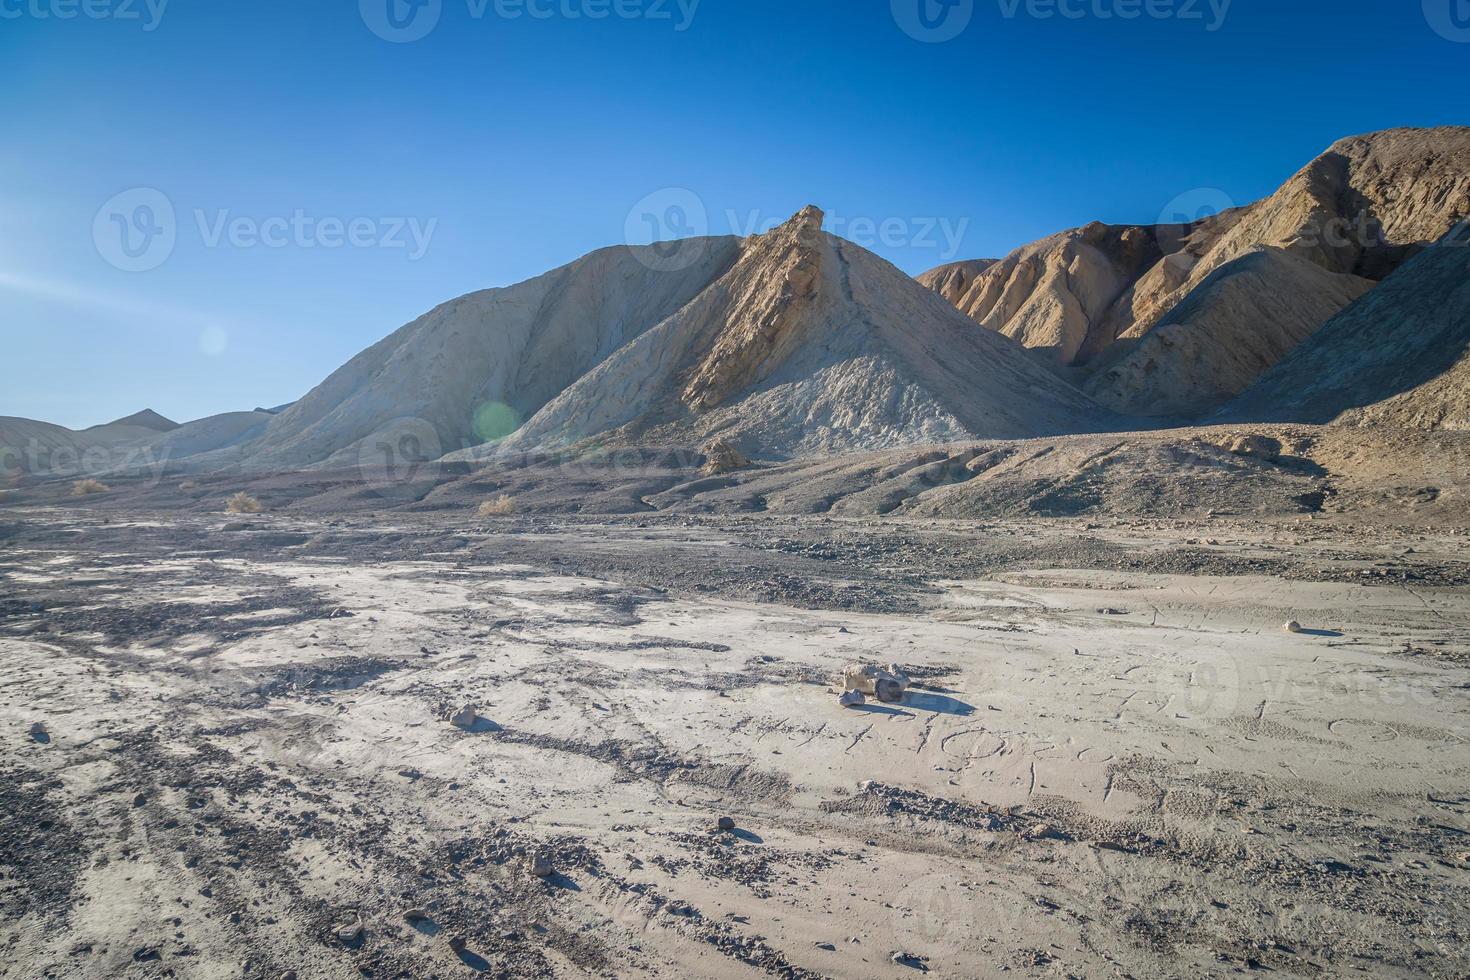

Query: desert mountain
left=150, top=208, right=1112, bottom=474
left=1222, top=224, right=1470, bottom=429
left=922, top=127, right=1470, bottom=415
left=470, top=206, right=1113, bottom=459
left=192, top=237, right=744, bottom=473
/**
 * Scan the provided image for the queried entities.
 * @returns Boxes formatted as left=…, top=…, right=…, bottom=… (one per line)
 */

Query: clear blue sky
left=3, top=0, right=1466, bottom=428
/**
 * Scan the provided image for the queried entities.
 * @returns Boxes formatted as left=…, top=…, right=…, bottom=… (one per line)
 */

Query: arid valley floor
left=2, top=488, right=1469, bottom=978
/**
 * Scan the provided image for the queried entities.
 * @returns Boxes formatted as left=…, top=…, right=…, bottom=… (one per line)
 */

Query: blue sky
left=3, top=0, right=1467, bottom=428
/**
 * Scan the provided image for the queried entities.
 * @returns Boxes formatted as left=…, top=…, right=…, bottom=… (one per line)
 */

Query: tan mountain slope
left=478, top=206, right=1116, bottom=460
left=1083, top=247, right=1376, bottom=417
left=918, top=221, right=1169, bottom=367
left=914, top=258, right=997, bottom=300
left=922, top=127, right=1470, bottom=416
left=1222, top=226, right=1470, bottom=430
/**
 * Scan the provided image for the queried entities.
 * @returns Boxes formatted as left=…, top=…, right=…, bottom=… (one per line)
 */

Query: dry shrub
left=225, top=492, right=263, bottom=514
left=477, top=494, right=516, bottom=517
left=72, top=478, right=110, bottom=496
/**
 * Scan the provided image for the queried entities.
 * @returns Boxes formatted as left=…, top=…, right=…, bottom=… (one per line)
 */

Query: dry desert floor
left=2, top=508, right=1468, bottom=978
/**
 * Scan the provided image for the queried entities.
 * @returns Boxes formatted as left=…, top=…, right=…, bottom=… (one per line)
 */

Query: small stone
left=335, top=918, right=363, bottom=943
left=447, top=934, right=468, bottom=953
left=839, top=690, right=865, bottom=708
left=132, top=793, right=148, bottom=808
left=1284, top=620, right=1303, bottom=634
left=445, top=704, right=481, bottom=729
left=402, top=908, right=428, bottom=923
left=133, top=947, right=161, bottom=963
left=814, top=941, right=836, bottom=951
left=1026, top=823, right=1055, bottom=840
left=716, top=816, right=736, bottom=832
left=528, top=855, right=554, bottom=878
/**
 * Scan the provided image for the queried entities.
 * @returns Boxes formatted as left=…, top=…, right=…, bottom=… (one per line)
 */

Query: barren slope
left=1223, top=227, right=1470, bottom=429
left=206, top=237, right=743, bottom=472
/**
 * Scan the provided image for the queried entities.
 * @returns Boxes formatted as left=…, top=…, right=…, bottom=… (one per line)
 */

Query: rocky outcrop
left=681, top=207, right=828, bottom=412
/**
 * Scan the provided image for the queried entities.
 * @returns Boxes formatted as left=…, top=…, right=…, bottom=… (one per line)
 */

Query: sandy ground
left=2, top=509, right=1468, bottom=979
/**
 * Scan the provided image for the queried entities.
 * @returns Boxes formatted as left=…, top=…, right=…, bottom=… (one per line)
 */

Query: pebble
left=716, top=816, right=736, bottom=832
left=528, top=855, right=554, bottom=878
left=335, top=918, right=363, bottom=943
left=1284, top=620, right=1303, bottom=634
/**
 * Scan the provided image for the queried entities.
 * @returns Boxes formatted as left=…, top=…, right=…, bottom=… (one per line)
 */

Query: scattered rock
left=132, top=947, right=161, bottom=963
left=716, top=816, right=736, bottom=832
left=1223, top=435, right=1283, bottom=462
left=334, top=917, right=364, bottom=944
left=401, top=908, right=428, bottom=923
left=839, top=690, right=866, bottom=708
left=527, top=854, right=554, bottom=878
left=1025, top=823, right=1056, bottom=840
left=814, top=941, right=836, bottom=951
left=444, top=703, right=481, bottom=729
left=447, top=934, right=468, bottom=954
left=841, top=663, right=910, bottom=703
left=1285, top=620, right=1304, bottom=634
left=702, top=439, right=752, bottom=476
left=892, top=950, right=928, bottom=969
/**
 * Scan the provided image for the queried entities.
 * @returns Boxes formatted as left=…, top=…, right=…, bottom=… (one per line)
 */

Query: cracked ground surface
left=1, top=508, right=1469, bottom=978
